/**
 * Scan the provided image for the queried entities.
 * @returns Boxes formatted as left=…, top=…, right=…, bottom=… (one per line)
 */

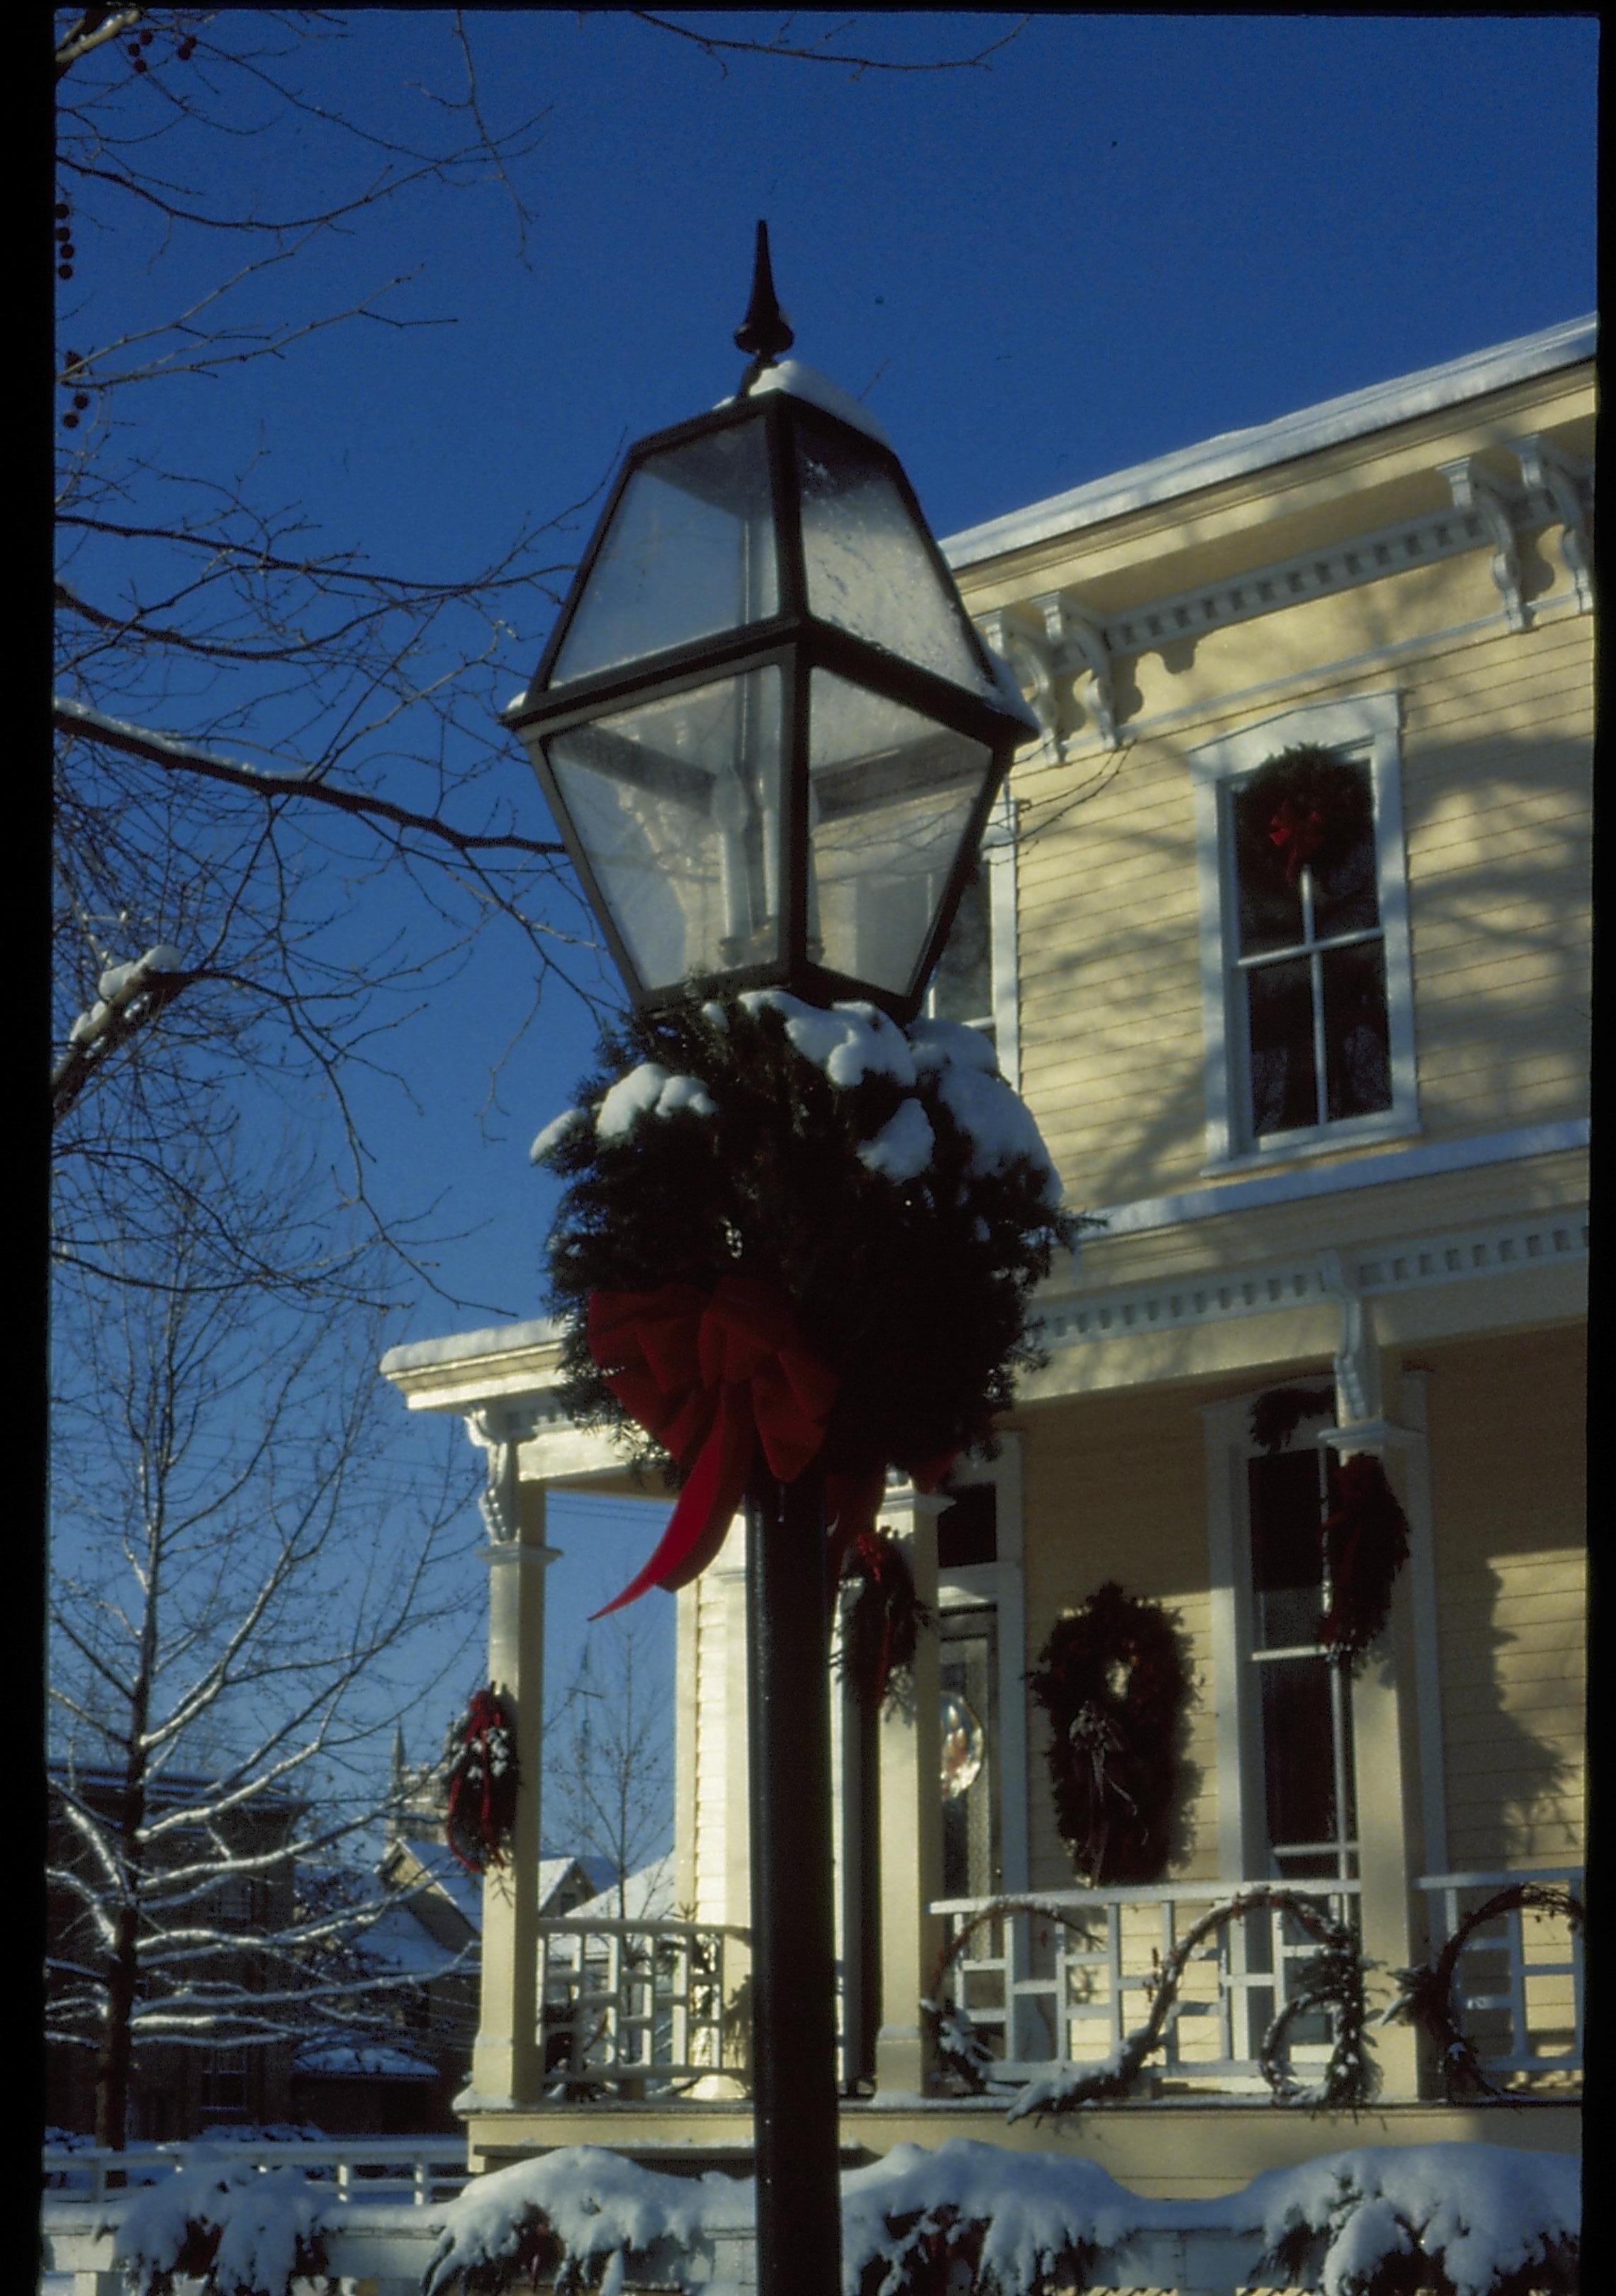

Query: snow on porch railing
left=41, top=2132, right=473, bottom=2208
left=929, top=1878, right=1362, bottom=2098
left=1417, top=1867, right=1584, bottom=2091
left=537, top=1915, right=751, bottom=2093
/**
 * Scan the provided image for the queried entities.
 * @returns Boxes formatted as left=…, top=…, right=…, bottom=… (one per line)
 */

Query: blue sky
left=60, top=9, right=1599, bottom=1786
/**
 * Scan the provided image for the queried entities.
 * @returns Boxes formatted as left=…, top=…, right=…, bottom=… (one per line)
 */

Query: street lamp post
left=507, top=225, right=1033, bottom=2290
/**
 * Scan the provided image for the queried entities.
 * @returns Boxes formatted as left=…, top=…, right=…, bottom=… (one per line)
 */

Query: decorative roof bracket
left=975, top=591, right=1121, bottom=757
left=1513, top=434, right=1593, bottom=614
left=466, top=1402, right=544, bottom=1544
left=1438, top=456, right=1527, bottom=630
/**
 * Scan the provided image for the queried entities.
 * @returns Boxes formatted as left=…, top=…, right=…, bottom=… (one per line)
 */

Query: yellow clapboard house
left=381, top=313, right=1589, bottom=2193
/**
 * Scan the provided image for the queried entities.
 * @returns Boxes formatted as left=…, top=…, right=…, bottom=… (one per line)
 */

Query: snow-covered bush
left=110, top=2160, right=332, bottom=2296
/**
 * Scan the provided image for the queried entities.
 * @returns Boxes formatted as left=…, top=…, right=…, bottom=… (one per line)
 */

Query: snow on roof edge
left=941, top=313, right=1596, bottom=570
left=380, top=1315, right=561, bottom=1375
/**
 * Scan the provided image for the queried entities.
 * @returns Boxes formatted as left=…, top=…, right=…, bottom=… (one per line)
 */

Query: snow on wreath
left=532, top=994, right=1083, bottom=1612
left=443, top=1687, right=520, bottom=1873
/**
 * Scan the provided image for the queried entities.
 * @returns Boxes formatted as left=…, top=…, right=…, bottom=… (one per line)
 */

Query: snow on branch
left=52, top=697, right=565, bottom=860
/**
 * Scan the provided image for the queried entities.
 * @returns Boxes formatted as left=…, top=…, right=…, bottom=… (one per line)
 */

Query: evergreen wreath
left=1234, top=743, right=1374, bottom=891
left=444, top=1688, right=520, bottom=1874
left=536, top=994, right=1079, bottom=1495
left=1028, top=1583, right=1191, bottom=1886
left=835, top=1527, right=933, bottom=1714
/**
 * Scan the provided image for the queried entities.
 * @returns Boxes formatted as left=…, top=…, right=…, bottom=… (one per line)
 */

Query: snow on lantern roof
left=717, top=356, right=895, bottom=449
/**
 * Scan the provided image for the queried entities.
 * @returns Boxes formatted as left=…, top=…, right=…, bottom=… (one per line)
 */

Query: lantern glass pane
left=549, top=423, right=778, bottom=687
left=795, top=417, right=998, bottom=700
left=546, top=668, right=784, bottom=992
left=807, top=670, right=992, bottom=998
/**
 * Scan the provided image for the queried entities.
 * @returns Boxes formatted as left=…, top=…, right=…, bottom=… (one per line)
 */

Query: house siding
left=1425, top=1328, right=1586, bottom=1870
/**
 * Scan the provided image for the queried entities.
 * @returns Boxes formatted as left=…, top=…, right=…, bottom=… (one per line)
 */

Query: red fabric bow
left=586, top=1278, right=949, bottom=1616
left=1268, top=795, right=1327, bottom=883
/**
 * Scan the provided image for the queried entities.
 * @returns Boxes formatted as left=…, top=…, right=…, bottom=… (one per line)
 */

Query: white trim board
left=1077, top=1119, right=1590, bottom=1245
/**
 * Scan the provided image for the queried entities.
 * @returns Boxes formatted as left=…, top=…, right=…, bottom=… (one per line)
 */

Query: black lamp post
left=508, top=226, right=1032, bottom=2292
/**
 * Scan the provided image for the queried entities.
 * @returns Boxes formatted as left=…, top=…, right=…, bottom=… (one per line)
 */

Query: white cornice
left=1037, top=1205, right=1588, bottom=1356
left=942, top=315, right=1595, bottom=571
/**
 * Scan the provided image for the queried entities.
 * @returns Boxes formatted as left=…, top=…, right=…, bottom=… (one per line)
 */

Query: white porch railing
left=537, top=1915, right=750, bottom=2092
left=41, top=2133, right=472, bottom=2207
left=1418, top=1867, right=1584, bottom=2088
left=931, top=1878, right=1362, bottom=2093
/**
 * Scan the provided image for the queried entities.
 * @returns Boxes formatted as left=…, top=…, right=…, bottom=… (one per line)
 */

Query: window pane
left=1322, top=942, right=1393, bottom=1120
left=807, top=670, right=989, bottom=997
left=1232, top=777, right=1305, bottom=956
left=928, top=863, right=993, bottom=1030
left=1247, top=1450, right=1325, bottom=1648
left=1259, top=1658, right=1340, bottom=1852
left=937, top=1482, right=997, bottom=1569
left=546, top=669, right=783, bottom=991
left=1311, top=774, right=1379, bottom=940
left=1247, top=957, right=1317, bottom=1135
left=795, top=416, right=998, bottom=700
left=549, top=424, right=778, bottom=686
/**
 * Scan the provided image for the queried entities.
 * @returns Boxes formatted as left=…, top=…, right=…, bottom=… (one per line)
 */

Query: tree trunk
left=94, top=1898, right=140, bottom=2149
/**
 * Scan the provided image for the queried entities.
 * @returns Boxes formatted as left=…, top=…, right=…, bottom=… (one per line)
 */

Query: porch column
left=466, top=1409, right=556, bottom=2109
left=1319, top=1284, right=1431, bottom=2100
left=872, top=1482, right=946, bottom=2098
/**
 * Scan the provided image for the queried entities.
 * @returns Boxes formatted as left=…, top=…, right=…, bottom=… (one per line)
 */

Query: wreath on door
left=1028, top=1582, right=1190, bottom=1886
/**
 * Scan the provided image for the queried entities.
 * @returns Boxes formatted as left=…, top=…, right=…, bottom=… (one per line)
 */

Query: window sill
left=1202, top=1114, right=1422, bottom=1180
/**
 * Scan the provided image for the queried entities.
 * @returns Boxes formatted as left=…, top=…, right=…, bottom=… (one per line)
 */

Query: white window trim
left=982, top=797, right=1022, bottom=1095
left=934, top=1434, right=1029, bottom=1894
left=1191, top=692, right=1418, bottom=1171
left=1204, top=1378, right=1445, bottom=1886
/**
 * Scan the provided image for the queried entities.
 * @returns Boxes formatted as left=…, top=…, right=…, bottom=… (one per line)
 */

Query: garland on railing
left=1027, top=1584, right=1191, bottom=1885
left=835, top=1526, right=933, bottom=1713
left=443, top=1687, right=520, bottom=1874
left=1384, top=1883, right=1585, bottom=2102
left=924, top=1886, right=1374, bottom=2120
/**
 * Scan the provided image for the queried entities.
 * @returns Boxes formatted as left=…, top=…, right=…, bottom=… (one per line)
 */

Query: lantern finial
left=734, top=220, right=795, bottom=387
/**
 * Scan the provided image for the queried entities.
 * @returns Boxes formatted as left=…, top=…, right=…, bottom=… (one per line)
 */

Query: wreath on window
left=1028, top=1582, right=1191, bottom=1886
left=444, top=1687, right=520, bottom=1873
left=1235, top=743, right=1374, bottom=887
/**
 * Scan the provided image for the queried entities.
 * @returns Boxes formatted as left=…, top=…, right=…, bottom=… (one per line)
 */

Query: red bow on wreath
left=587, top=1277, right=950, bottom=1617
left=1267, top=794, right=1328, bottom=883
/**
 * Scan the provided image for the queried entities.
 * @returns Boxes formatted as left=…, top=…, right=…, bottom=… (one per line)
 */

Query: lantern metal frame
left=506, top=386, right=1029, bottom=1024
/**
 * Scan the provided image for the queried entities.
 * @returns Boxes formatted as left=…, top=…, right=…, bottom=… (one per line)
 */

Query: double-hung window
left=1191, top=694, right=1416, bottom=1167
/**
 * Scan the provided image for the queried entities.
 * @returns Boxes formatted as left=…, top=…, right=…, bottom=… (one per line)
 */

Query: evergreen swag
left=1248, top=1390, right=1411, bottom=1675
left=836, top=1528, right=932, bottom=1713
left=1235, top=743, right=1374, bottom=889
left=444, top=1687, right=520, bottom=1874
left=1028, top=1583, right=1190, bottom=1886
left=537, top=996, right=1078, bottom=1495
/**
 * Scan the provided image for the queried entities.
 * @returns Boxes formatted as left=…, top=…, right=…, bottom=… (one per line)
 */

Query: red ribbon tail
left=590, top=1392, right=755, bottom=1619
